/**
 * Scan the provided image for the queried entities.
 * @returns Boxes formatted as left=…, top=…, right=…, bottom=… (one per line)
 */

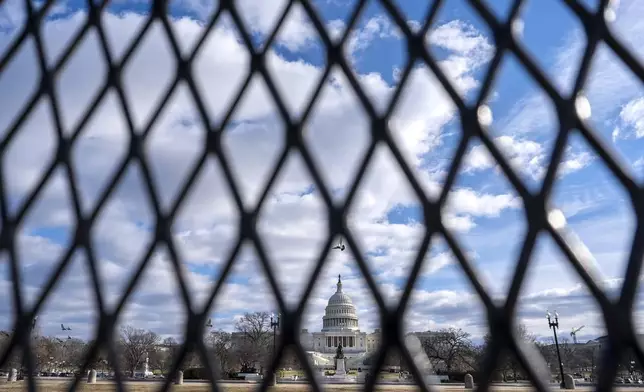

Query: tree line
left=0, top=312, right=281, bottom=379
left=412, top=325, right=641, bottom=382
left=1, top=314, right=641, bottom=381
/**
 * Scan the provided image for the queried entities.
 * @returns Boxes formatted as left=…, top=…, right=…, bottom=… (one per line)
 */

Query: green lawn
left=379, top=373, right=403, bottom=380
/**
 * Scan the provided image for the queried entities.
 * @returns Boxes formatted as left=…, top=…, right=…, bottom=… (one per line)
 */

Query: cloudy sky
left=0, top=0, right=643, bottom=349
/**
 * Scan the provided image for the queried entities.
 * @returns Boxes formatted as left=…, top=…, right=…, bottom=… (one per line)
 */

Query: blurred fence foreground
left=1, top=0, right=644, bottom=391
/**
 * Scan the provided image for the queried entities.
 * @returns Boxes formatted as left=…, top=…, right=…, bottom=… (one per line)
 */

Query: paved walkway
left=3, top=379, right=644, bottom=391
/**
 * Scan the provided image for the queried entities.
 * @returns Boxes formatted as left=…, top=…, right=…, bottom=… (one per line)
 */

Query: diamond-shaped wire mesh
left=1, top=0, right=644, bottom=391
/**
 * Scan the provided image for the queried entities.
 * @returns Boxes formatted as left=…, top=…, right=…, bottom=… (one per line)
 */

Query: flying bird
left=61, top=324, right=71, bottom=331
left=332, top=238, right=345, bottom=251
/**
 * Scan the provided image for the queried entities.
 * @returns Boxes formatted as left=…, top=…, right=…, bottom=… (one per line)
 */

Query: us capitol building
left=298, top=275, right=381, bottom=369
left=230, top=275, right=437, bottom=370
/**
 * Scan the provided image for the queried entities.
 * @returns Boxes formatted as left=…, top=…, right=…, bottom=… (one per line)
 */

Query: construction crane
left=571, top=325, right=585, bottom=344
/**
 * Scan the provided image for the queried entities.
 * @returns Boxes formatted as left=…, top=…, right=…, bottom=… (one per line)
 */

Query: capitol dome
left=321, top=275, right=359, bottom=332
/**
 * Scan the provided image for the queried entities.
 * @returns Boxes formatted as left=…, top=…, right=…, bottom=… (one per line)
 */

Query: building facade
left=299, top=275, right=379, bottom=355
left=295, top=275, right=383, bottom=369
left=229, top=275, right=381, bottom=369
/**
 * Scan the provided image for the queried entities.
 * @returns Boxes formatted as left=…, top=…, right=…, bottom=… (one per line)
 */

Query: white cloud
left=463, top=135, right=593, bottom=180
left=265, top=3, right=319, bottom=52
left=634, top=156, right=644, bottom=170
left=612, top=96, right=644, bottom=141
left=0, top=7, right=517, bottom=340
left=428, top=20, right=494, bottom=71
left=464, top=136, right=545, bottom=178
left=0, top=0, right=641, bottom=349
left=325, top=19, right=346, bottom=41
left=345, top=15, right=399, bottom=63
left=470, top=0, right=644, bottom=184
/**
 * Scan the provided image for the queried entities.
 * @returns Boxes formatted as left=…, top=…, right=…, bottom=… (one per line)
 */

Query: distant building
left=227, top=276, right=473, bottom=371
left=298, top=275, right=380, bottom=355
left=230, top=275, right=381, bottom=369
left=298, top=275, right=380, bottom=368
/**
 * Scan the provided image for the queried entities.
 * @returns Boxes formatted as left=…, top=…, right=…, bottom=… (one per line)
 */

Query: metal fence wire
left=1, top=0, right=644, bottom=391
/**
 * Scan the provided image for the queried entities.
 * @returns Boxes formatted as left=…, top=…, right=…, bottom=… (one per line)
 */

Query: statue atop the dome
left=335, top=342, right=345, bottom=359
left=338, top=274, right=341, bottom=284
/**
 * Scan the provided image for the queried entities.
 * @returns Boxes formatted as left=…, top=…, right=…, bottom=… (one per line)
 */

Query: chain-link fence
left=1, top=0, right=644, bottom=391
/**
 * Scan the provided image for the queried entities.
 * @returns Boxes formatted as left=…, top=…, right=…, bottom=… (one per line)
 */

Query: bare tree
left=558, top=338, right=578, bottom=372
left=484, top=323, right=537, bottom=382
left=235, top=312, right=272, bottom=347
left=162, top=337, right=177, bottom=348
left=233, top=340, right=261, bottom=372
left=63, top=338, right=86, bottom=370
left=537, top=337, right=586, bottom=376
left=118, top=326, right=160, bottom=377
left=147, top=349, right=167, bottom=374
left=154, top=336, right=201, bottom=373
left=234, top=312, right=272, bottom=371
left=536, top=340, right=555, bottom=374
left=505, top=324, right=536, bottom=381
left=150, top=337, right=178, bottom=375
left=0, top=323, right=44, bottom=376
left=33, top=336, right=54, bottom=372
left=206, top=330, right=232, bottom=376
left=0, top=330, right=21, bottom=371
left=45, top=336, right=81, bottom=372
left=421, top=328, right=476, bottom=373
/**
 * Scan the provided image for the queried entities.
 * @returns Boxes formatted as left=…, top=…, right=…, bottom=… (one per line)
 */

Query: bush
left=182, top=367, right=209, bottom=380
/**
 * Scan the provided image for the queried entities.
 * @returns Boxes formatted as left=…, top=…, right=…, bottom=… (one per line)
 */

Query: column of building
left=326, top=336, right=355, bottom=348
left=323, top=319, right=358, bottom=328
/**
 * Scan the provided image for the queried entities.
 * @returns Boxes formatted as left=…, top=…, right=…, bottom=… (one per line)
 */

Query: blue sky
left=0, top=0, right=643, bottom=351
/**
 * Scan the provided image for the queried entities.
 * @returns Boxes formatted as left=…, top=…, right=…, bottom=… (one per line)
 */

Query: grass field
left=1, top=380, right=644, bottom=392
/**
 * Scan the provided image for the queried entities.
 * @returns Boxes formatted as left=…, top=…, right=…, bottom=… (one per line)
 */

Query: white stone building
left=299, top=275, right=380, bottom=369
left=229, top=275, right=382, bottom=369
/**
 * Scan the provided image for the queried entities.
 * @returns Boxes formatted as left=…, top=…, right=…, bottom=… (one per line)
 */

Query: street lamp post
left=547, top=310, right=566, bottom=389
left=269, top=313, right=280, bottom=383
left=270, top=313, right=280, bottom=358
